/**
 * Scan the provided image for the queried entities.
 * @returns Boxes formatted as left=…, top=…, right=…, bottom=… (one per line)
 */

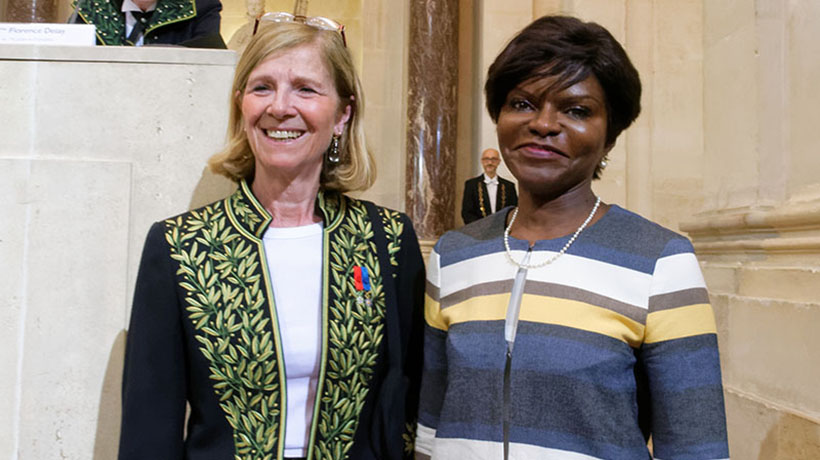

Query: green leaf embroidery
left=165, top=198, right=280, bottom=459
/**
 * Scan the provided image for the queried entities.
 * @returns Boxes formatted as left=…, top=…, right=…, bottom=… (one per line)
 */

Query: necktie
left=127, top=10, right=153, bottom=44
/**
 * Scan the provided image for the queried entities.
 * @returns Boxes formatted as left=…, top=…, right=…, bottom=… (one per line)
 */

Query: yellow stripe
left=644, top=303, right=716, bottom=344
left=424, top=294, right=448, bottom=331
left=443, top=293, right=645, bottom=347
left=442, top=293, right=508, bottom=323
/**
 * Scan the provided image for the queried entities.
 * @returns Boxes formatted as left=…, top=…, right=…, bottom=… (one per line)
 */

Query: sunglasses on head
left=253, top=12, right=347, bottom=47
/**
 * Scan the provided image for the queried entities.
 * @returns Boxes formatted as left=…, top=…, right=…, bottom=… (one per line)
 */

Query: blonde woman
left=119, top=19, right=424, bottom=460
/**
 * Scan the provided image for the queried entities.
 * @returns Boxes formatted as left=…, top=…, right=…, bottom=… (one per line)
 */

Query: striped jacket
left=416, top=205, right=729, bottom=460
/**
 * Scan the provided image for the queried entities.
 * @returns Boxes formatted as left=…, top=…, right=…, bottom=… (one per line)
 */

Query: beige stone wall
left=0, top=45, right=236, bottom=459
left=354, top=0, right=408, bottom=209
left=683, top=0, right=820, bottom=457
left=218, top=0, right=409, bottom=209
left=221, top=0, right=363, bottom=72
left=54, top=0, right=409, bottom=209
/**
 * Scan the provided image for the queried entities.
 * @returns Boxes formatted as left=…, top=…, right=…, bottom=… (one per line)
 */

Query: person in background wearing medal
left=415, top=15, right=729, bottom=460
left=72, top=0, right=226, bottom=47
left=461, top=148, right=518, bottom=225
left=118, top=17, right=424, bottom=460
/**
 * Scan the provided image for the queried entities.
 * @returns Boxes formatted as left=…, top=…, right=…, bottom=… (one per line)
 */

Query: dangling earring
left=327, top=135, right=341, bottom=164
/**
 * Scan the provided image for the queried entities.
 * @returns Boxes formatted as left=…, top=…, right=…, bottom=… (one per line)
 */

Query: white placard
left=0, top=23, right=96, bottom=46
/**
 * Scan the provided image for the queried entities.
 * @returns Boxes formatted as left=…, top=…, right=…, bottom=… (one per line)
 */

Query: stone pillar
left=4, top=0, right=57, bottom=22
left=405, top=0, right=458, bottom=247
left=623, top=0, right=654, bottom=219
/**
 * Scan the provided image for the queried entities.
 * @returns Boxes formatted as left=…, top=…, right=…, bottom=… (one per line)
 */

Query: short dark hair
left=485, top=15, right=642, bottom=150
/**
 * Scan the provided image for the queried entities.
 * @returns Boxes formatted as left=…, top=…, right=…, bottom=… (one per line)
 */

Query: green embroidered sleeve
left=165, top=201, right=283, bottom=459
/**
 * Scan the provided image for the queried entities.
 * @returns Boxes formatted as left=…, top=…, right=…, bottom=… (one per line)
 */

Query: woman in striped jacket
left=415, top=15, right=729, bottom=460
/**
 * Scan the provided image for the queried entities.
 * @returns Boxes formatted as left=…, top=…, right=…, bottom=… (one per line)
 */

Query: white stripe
left=431, top=437, right=604, bottom=460
left=511, top=442, right=604, bottom=460
left=438, top=250, right=517, bottom=298
left=440, top=249, right=654, bottom=309
left=427, top=248, right=441, bottom=288
left=648, top=252, right=706, bottom=296
left=415, top=423, right=436, bottom=456
left=654, top=458, right=729, bottom=460
left=525, top=251, right=652, bottom=309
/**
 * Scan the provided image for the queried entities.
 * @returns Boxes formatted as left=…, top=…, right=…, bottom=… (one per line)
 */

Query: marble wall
left=405, top=0, right=458, bottom=239
left=4, top=0, right=56, bottom=22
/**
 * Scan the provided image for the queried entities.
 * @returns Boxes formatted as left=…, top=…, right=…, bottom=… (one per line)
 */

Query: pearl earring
left=327, top=135, right=341, bottom=163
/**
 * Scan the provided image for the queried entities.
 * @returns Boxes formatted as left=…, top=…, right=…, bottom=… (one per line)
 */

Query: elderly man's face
left=481, top=149, right=501, bottom=177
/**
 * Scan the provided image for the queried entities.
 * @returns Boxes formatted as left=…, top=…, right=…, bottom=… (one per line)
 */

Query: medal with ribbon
left=353, top=265, right=372, bottom=307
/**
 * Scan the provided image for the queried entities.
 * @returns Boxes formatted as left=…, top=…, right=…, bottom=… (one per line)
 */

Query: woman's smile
left=516, top=142, right=568, bottom=159
left=264, top=129, right=305, bottom=141
left=240, top=42, right=351, bottom=177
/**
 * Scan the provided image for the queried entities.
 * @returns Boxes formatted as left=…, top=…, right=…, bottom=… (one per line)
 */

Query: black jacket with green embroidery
left=73, top=0, right=224, bottom=47
left=118, top=181, right=425, bottom=459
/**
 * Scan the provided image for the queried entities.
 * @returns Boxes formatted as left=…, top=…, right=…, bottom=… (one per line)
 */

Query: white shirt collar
left=121, top=0, right=156, bottom=13
left=483, top=173, right=498, bottom=185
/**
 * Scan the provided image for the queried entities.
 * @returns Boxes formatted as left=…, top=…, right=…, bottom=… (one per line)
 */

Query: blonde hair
left=208, top=22, right=375, bottom=192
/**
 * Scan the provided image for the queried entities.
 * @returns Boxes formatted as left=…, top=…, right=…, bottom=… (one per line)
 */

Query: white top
left=263, top=222, right=323, bottom=457
left=483, top=173, right=499, bottom=214
left=121, top=0, right=157, bottom=46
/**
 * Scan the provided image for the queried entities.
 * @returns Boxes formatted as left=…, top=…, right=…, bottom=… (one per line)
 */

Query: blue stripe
left=513, top=330, right=637, bottom=391
left=438, top=236, right=504, bottom=268
left=511, top=371, right=642, bottom=447
left=651, top=385, right=728, bottom=453
left=659, top=237, right=696, bottom=258
left=423, top=324, right=448, bottom=370
left=446, top=322, right=507, bottom=370
left=436, top=421, right=502, bottom=442
left=653, top=440, right=730, bottom=460
left=419, top=325, right=448, bottom=428
left=446, top=322, right=638, bottom=391
left=438, top=368, right=503, bottom=425
left=435, top=423, right=650, bottom=460
left=641, top=335, right=723, bottom=391
left=438, top=366, right=645, bottom=447
left=437, top=205, right=695, bottom=274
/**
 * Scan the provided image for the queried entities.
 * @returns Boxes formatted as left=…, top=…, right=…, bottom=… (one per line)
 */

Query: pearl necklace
left=503, top=196, right=602, bottom=269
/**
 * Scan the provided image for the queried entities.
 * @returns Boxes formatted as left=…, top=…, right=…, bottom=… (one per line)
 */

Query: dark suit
left=73, top=0, right=226, bottom=48
left=461, top=174, right=518, bottom=225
